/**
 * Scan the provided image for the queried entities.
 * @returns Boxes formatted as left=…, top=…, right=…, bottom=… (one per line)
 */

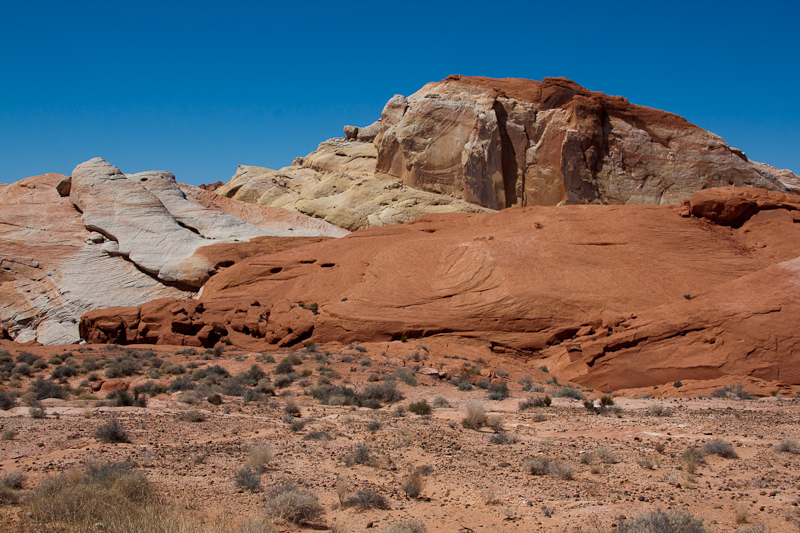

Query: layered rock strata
left=81, top=187, right=800, bottom=387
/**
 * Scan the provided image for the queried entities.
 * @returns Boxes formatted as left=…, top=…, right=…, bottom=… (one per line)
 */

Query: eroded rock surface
left=82, top=187, right=800, bottom=387
left=216, top=76, right=798, bottom=229
left=0, top=160, right=345, bottom=344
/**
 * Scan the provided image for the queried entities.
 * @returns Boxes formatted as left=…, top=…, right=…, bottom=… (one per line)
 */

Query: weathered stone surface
left=217, top=76, right=797, bottom=230
left=216, top=141, right=492, bottom=231
left=375, top=75, right=797, bottom=209
left=0, top=160, right=345, bottom=345
left=82, top=187, right=800, bottom=386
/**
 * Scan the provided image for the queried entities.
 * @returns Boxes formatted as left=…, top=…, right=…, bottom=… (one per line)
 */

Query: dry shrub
left=735, top=504, right=749, bottom=524
left=548, top=461, right=575, bottom=480
left=649, top=404, right=674, bottom=417
left=595, top=446, right=619, bottom=464
left=774, top=438, right=800, bottom=454
left=265, top=484, right=324, bottom=525
left=344, top=490, right=390, bottom=510
left=523, top=457, right=550, bottom=476
left=683, top=446, right=705, bottom=474
left=379, top=520, right=427, bottom=533
left=461, top=401, right=488, bottom=429
left=247, top=442, right=274, bottom=471
left=95, top=418, right=130, bottom=443
left=401, top=468, right=425, bottom=499
left=703, top=439, right=738, bottom=458
left=617, top=508, right=707, bottom=532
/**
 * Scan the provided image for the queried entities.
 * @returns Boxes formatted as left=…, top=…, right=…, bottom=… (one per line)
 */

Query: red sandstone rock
left=81, top=187, right=800, bottom=387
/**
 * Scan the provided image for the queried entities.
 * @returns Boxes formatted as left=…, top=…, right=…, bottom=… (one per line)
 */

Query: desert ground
left=1, top=339, right=798, bottom=532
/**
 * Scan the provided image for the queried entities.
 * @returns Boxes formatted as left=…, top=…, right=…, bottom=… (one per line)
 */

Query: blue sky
left=1, top=1, right=798, bottom=186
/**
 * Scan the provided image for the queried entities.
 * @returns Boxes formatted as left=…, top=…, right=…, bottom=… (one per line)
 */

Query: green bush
left=408, top=400, right=432, bottom=415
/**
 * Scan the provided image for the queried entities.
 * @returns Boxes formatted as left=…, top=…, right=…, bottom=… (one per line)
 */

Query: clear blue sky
left=1, top=1, right=798, bottom=186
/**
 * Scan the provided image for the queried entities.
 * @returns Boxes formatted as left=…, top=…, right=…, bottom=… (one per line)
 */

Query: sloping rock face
left=0, top=160, right=345, bottom=345
left=82, top=187, right=800, bottom=387
left=375, top=75, right=798, bottom=208
left=216, top=140, right=492, bottom=231
left=216, top=76, right=798, bottom=228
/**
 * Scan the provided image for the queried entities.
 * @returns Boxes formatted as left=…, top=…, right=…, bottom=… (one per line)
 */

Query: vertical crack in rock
left=492, top=100, right=519, bottom=209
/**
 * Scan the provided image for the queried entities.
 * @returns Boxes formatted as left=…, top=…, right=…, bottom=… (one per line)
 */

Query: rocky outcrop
left=0, top=160, right=346, bottom=345
left=217, top=76, right=797, bottom=227
left=82, top=187, right=800, bottom=387
left=216, top=140, right=492, bottom=231
left=375, top=75, right=797, bottom=209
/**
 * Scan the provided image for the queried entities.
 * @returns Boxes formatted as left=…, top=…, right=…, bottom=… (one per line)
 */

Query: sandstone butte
left=215, top=75, right=798, bottom=230
left=0, top=159, right=347, bottom=345
left=80, top=187, right=800, bottom=391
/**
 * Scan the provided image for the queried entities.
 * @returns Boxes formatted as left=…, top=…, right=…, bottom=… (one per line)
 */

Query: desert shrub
left=617, top=508, right=708, bottom=533
left=408, top=399, right=432, bottom=415
left=95, top=418, right=130, bottom=443
left=168, top=376, right=195, bottom=392
left=12, top=362, right=32, bottom=377
left=490, top=432, right=517, bottom=445
left=28, top=377, right=67, bottom=400
left=273, top=374, right=292, bottom=389
left=703, top=439, right=738, bottom=458
left=27, top=401, right=45, bottom=418
left=486, top=415, right=504, bottom=432
left=519, top=395, right=551, bottom=410
left=134, top=381, right=166, bottom=396
left=24, top=461, right=167, bottom=530
left=392, top=368, right=417, bottom=386
left=735, top=525, right=769, bottom=533
left=475, top=378, right=489, bottom=389
left=16, top=351, right=39, bottom=365
left=555, top=386, right=586, bottom=401
left=106, top=389, right=133, bottom=407
left=683, top=446, right=705, bottom=474
left=303, top=431, right=331, bottom=441
left=265, top=483, right=324, bottom=524
left=461, top=401, right=488, bottom=429
left=159, top=362, right=186, bottom=375
left=310, top=384, right=361, bottom=406
left=243, top=364, right=267, bottom=382
left=1, top=470, right=25, bottom=489
left=247, top=443, right=274, bottom=471
left=51, top=365, right=78, bottom=380
left=523, top=457, right=550, bottom=476
left=359, top=358, right=372, bottom=367
left=222, top=376, right=247, bottom=396
left=549, top=461, right=576, bottom=480
left=344, top=490, right=390, bottom=510
left=182, top=410, right=205, bottom=422
left=649, top=404, right=674, bottom=417
left=344, top=444, right=373, bottom=467
left=456, top=379, right=473, bottom=391
left=242, top=389, right=260, bottom=402
left=105, top=357, right=141, bottom=378
left=487, top=382, right=509, bottom=400
left=276, top=359, right=295, bottom=374
left=290, top=418, right=306, bottom=432
left=176, top=391, right=199, bottom=404
left=255, top=378, right=275, bottom=395
left=191, top=364, right=230, bottom=383
left=367, top=420, right=382, bottom=432
left=595, top=446, right=620, bottom=464
left=775, top=438, right=800, bottom=454
left=0, top=390, right=15, bottom=410
left=711, top=383, right=753, bottom=400
left=402, top=468, right=426, bottom=498
left=432, top=396, right=451, bottom=408
left=234, top=466, right=261, bottom=492
left=362, top=381, right=403, bottom=404
left=379, top=520, right=427, bottom=533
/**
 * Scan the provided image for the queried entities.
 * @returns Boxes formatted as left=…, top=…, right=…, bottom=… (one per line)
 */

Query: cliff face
left=375, top=75, right=796, bottom=209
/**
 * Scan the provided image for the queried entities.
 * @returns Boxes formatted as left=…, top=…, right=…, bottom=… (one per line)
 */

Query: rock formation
left=81, top=187, right=800, bottom=388
left=0, top=160, right=346, bottom=344
left=215, top=76, right=798, bottom=229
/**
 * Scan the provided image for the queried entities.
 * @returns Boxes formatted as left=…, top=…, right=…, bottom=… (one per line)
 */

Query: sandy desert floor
left=0, top=339, right=798, bottom=532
